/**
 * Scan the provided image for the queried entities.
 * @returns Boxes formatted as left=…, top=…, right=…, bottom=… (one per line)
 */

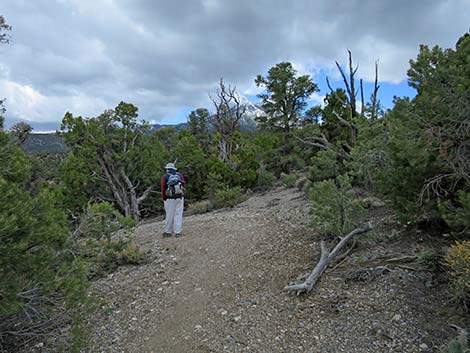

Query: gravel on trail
left=84, top=187, right=466, bottom=353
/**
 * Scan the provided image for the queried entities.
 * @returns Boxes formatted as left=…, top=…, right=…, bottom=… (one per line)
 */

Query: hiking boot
left=162, top=232, right=172, bottom=238
left=174, top=233, right=182, bottom=238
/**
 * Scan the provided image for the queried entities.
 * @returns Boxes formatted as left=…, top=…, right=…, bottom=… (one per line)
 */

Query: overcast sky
left=0, top=0, right=469, bottom=131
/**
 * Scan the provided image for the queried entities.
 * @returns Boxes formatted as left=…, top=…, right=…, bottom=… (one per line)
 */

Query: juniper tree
left=60, top=102, right=166, bottom=220
left=255, top=62, right=318, bottom=139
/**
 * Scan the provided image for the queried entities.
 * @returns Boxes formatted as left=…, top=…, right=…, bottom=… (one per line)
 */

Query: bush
left=0, top=133, right=89, bottom=352
left=187, top=200, right=213, bottom=214
left=417, top=249, right=442, bottom=272
left=295, top=176, right=309, bottom=191
left=117, top=241, right=145, bottom=265
left=348, top=119, right=389, bottom=188
left=440, top=191, right=470, bottom=237
left=281, top=173, right=297, bottom=188
left=445, top=240, right=470, bottom=309
left=69, top=202, right=143, bottom=277
left=256, top=168, right=276, bottom=191
left=309, top=149, right=340, bottom=182
left=213, top=185, right=246, bottom=209
left=309, top=175, right=365, bottom=235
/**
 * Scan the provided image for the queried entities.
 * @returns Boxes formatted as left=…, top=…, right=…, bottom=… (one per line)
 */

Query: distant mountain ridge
left=23, top=100, right=265, bottom=154
left=23, top=133, right=67, bottom=154
left=150, top=99, right=264, bottom=132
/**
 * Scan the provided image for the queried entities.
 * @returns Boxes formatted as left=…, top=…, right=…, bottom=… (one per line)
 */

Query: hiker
left=161, top=162, right=185, bottom=237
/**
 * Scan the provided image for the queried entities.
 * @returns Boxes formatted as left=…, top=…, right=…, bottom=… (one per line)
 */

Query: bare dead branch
left=285, top=223, right=373, bottom=293
left=209, top=78, right=247, bottom=162
left=370, top=60, right=380, bottom=121
left=293, top=134, right=331, bottom=150
left=360, top=79, right=365, bottom=116
left=326, top=76, right=335, bottom=93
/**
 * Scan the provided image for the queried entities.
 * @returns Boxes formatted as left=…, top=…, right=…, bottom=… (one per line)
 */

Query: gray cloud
left=0, top=0, right=468, bottom=129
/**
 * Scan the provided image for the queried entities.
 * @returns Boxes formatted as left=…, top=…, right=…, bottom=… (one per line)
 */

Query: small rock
left=234, top=316, right=241, bottom=322
left=221, top=310, right=228, bottom=316
left=420, top=343, right=429, bottom=350
left=392, top=314, right=401, bottom=322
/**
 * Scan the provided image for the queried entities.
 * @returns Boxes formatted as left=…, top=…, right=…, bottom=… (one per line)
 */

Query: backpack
left=166, top=173, right=184, bottom=198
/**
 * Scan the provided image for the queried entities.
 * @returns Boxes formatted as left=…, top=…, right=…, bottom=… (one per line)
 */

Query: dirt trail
left=143, top=200, right=276, bottom=352
left=87, top=187, right=466, bottom=353
left=88, top=188, right=305, bottom=353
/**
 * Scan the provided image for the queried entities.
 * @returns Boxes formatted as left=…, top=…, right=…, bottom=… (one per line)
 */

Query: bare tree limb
left=209, top=78, right=246, bottom=162
left=285, top=223, right=373, bottom=293
left=370, top=60, right=380, bottom=121
left=360, top=79, right=365, bottom=116
left=326, top=76, right=335, bottom=93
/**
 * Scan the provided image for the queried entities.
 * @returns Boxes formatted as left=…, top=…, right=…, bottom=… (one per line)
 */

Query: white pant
left=164, top=198, right=184, bottom=234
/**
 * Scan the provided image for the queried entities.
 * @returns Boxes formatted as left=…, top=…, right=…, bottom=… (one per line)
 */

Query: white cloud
left=1, top=79, right=108, bottom=122
left=1, top=0, right=468, bottom=128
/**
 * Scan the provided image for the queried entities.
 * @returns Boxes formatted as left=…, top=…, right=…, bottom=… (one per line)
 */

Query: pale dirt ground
left=83, top=187, right=467, bottom=353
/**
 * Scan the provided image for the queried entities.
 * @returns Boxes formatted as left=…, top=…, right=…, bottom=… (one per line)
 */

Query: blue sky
left=0, top=0, right=468, bottom=131
left=159, top=70, right=417, bottom=125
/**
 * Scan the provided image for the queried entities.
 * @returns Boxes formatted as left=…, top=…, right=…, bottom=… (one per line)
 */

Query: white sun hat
left=165, top=162, right=177, bottom=170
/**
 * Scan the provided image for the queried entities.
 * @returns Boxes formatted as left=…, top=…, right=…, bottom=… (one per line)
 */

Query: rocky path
left=87, top=188, right=465, bottom=353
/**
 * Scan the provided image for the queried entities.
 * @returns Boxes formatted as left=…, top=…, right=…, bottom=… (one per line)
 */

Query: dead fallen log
left=285, top=222, right=373, bottom=293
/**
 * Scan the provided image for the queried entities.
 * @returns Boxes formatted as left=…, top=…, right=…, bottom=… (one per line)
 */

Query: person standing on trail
left=161, top=162, right=185, bottom=238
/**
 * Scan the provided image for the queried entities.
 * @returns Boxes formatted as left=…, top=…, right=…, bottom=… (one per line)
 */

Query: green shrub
left=118, top=241, right=145, bottom=264
left=309, top=175, right=365, bottom=235
left=0, top=132, right=89, bottom=352
left=70, top=202, right=143, bottom=277
left=295, top=176, right=309, bottom=191
left=213, top=185, right=246, bottom=209
left=281, top=174, right=297, bottom=188
left=440, top=191, right=470, bottom=237
left=348, top=119, right=389, bottom=188
left=187, top=200, right=213, bottom=214
left=256, top=168, right=276, bottom=191
left=309, top=149, right=340, bottom=182
left=417, top=249, right=441, bottom=272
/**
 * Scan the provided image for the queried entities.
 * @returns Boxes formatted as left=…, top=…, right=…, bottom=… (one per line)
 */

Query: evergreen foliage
left=68, top=202, right=142, bottom=277
left=309, top=149, right=341, bottom=183
left=0, top=126, right=89, bottom=350
left=255, top=62, right=318, bottom=136
left=60, top=102, right=166, bottom=219
left=309, top=175, right=365, bottom=236
left=367, top=33, right=470, bottom=221
left=256, top=168, right=276, bottom=191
